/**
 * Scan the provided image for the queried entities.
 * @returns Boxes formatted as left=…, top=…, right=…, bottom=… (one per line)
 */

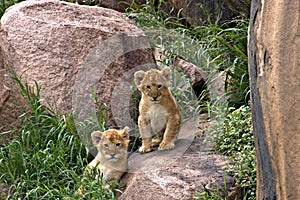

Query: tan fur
left=77, top=127, right=129, bottom=196
left=134, top=67, right=181, bottom=153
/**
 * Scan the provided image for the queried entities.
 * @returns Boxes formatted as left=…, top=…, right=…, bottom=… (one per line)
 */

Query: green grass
left=208, top=105, right=256, bottom=200
left=196, top=19, right=250, bottom=107
left=0, top=71, right=117, bottom=199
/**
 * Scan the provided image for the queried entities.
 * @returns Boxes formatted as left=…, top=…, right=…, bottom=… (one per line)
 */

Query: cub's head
left=91, top=127, right=129, bottom=162
left=134, top=67, right=172, bottom=103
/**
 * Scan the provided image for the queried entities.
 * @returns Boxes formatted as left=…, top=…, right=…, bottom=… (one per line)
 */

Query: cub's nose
left=110, top=153, right=115, bottom=157
left=153, top=97, right=157, bottom=101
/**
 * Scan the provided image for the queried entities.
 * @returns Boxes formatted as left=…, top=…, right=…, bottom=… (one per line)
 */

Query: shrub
left=209, top=105, right=256, bottom=199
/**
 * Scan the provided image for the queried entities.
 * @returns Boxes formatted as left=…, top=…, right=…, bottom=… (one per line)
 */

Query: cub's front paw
left=158, top=141, right=175, bottom=150
left=139, top=145, right=152, bottom=153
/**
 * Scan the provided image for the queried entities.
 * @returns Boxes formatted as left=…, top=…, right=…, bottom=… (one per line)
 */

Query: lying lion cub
left=134, top=67, right=181, bottom=153
left=77, top=127, right=129, bottom=195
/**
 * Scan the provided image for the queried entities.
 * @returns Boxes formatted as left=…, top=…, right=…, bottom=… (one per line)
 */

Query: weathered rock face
left=0, top=0, right=156, bottom=133
left=119, top=116, right=237, bottom=200
left=0, top=49, right=28, bottom=141
left=248, top=0, right=300, bottom=199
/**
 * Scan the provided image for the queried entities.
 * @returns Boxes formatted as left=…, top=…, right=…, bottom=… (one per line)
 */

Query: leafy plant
left=209, top=105, right=256, bottom=200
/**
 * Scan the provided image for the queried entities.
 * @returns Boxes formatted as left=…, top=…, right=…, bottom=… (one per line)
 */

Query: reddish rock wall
left=248, top=0, right=300, bottom=199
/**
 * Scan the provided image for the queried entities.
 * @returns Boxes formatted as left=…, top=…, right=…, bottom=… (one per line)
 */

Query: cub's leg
left=158, top=116, right=181, bottom=150
left=138, top=115, right=152, bottom=153
left=151, top=130, right=164, bottom=147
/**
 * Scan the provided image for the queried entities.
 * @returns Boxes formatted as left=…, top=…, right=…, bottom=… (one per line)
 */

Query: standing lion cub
left=134, top=67, right=181, bottom=153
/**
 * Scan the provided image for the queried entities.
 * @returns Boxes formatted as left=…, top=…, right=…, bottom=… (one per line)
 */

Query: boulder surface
left=0, top=0, right=155, bottom=134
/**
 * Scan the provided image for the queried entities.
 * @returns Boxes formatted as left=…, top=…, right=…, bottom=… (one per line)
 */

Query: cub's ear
left=120, top=126, right=129, bottom=140
left=161, top=67, right=172, bottom=86
left=91, top=131, right=103, bottom=146
left=134, top=70, right=145, bottom=87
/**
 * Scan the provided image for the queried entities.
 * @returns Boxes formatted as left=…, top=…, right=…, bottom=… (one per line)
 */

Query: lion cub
left=86, top=127, right=129, bottom=181
left=78, top=127, right=129, bottom=195
left=134, top=67, right=181, bottom=153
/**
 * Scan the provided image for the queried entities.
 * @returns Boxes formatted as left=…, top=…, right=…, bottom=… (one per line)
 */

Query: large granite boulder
left=0, top=0, right=156, bottom=135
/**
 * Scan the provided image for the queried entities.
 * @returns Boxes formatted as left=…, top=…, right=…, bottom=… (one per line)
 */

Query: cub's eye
left=146, top=85, right=151, bottom=90
left=116, top=143, right=121, bottom=147
left=104, top=144, right=109, bottom=148
left=157, top=85, right=162, bottom=89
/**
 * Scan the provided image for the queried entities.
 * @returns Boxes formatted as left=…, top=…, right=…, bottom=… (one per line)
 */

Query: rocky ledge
left=118, top=116, right=239, bottom=200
